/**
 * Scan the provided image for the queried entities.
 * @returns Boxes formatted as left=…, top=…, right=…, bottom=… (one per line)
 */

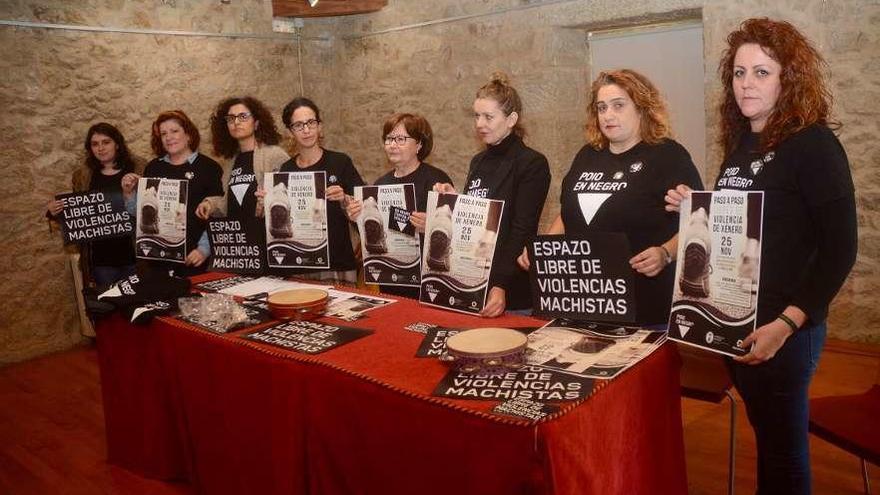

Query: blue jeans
left=728, top=321, right=826, bottom=495
left=92, top=264, right=136, bottom=287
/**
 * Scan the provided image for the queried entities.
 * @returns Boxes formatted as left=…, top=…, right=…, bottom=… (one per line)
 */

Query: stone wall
left=0, top=0, right=334, bottom=363
left=324, top=0, right=880, bottom=343
left=2, top=0, right=877, bottom=363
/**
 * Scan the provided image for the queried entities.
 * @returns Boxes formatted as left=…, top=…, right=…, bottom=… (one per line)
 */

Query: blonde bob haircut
left=585, top=69, right=672, bottom=150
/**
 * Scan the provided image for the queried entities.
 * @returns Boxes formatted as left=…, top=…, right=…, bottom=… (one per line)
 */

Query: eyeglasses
left=224, top=112, right=253, bottom=124
left=384, top=135, right=415, bottom=146
left=289, top=119, right=321, bottom=132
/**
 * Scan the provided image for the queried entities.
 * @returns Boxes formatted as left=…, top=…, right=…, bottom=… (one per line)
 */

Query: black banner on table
left=492, top=397, right=562, bottom=421
left=243, top=320, right=372, bottom=354
left=432, top=365, right=593, bottom=402
left=136, top=177, right=188, bottom=263
left=668, top=191, right=764, bottom=357
left=415, top=327, right=462, bottom=357
left=207, top=219, right=264, bottom=274
left=527, top=234, right=635, bottom=323
left=55, top=191, right=134, bottom=244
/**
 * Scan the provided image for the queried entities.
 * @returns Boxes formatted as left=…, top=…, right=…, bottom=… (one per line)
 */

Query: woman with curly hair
left=519, top=69, right=702, bottom=326
left=666, top=18, right=857, bottom=493
left=46, top=122, right=142, bottom=286
left=197, top=96, right=289, bottom=224
left=435, top=72, right=551, bottom=317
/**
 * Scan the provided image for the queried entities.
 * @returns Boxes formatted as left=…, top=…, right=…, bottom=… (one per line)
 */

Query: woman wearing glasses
left=434, top=72, right=551, bottom=317
left=345, top=112, right=453, bottom=297
left=124, top=110, right=223, bottom=275
left=278, top=97, right=365, bottom=283
left=198, top=97, right=289, bottom=228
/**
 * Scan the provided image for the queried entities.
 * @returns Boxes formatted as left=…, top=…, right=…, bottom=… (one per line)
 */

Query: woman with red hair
left=667, top=18, right=857, bottom=493
left=124, top=110, right=224, bottom=276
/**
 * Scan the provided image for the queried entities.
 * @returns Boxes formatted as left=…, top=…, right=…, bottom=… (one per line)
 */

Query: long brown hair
left=719, top=18, right=835, bottom=156
left=585, top=69, right=672, bottom=150
left=210, top=96, right=281, bottom=159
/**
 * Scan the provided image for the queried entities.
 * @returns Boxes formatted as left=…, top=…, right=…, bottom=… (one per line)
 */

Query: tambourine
left=267, top=288, right=329, bottom=321
left=440, top=327, right=528, bottom=374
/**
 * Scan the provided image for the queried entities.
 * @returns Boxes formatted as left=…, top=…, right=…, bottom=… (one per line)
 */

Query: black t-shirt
left=560, top=139, right=702, bottom=325
left=143, top=154, right=224, bottom=271
left=464, top=133, right=551, bottom=311
left=713, top=125, right=856, bottom=326
left=375, top=162, right=453, bottom=299
left=226, top=151, right=257, bottom=222
left=279, top=149, right=365, bottom=272
left=88, top=171, right=136, bottom=267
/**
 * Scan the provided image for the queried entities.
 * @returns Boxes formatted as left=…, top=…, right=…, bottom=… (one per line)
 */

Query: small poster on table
left=207, top=219, right=264, bottom=274
left=55, top=190, right=134, bottom=244
left=527, top=234, right=635, bottom=322
left=354, top=184, right=421, bottom=287
left=264, top=171, right=329, bottom=269
left=243, top=320, right=372, bottom=354
left=667, top=190, right=764, bottom=357
left=135, top=177, right=187, bottom=263
left=526, top=318, right=666, bottom=379
left=419, top=191, right=504, bottom=315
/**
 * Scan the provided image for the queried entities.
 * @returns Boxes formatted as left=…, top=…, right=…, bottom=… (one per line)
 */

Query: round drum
left=441, top=327, right=528, bottom=374
left=267, top=288, right=329, bottom=321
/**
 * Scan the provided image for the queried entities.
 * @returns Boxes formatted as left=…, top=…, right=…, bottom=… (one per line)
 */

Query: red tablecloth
left=95, top=274, right=687, bottom=495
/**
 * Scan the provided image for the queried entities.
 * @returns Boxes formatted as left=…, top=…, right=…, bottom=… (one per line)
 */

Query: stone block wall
left=0, top=0, right=333, bottom=363
left=2, top=0, right=877, bottom=363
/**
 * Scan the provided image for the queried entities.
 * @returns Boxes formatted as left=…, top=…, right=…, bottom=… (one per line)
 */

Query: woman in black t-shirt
left=275, top=97, right=365, bottom=283
left=518, top=69, right=702, bottom=326
left=434, top=73, right=551, bottom=317
left=666, top=19, right=857, bottom=494
left=123, top=110, right=224, bottom=277
left=46, top=122, right=140, bottom=286
left=345, top=112, right=453, bottom=298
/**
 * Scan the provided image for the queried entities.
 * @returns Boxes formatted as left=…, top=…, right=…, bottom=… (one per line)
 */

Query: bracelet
left=777, top=313, right=799, bottom=333
left=659, top=245, right=673, bottom=264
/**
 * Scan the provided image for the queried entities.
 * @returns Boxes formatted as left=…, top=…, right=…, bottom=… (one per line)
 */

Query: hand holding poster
left=419, top=191, right=504, bottom=315
left=207, top=219, right=263, bottom=274
left=668, top=190, right=764, bottom=356
left=527, top=234, right=635, bottom=322
left=136, top=177, right=188, bottom=263
left=354, top=184, right=421, bottom=287
left=264, top=171, right=330, bottom=269
left=55, top=190, right=134, bottom=244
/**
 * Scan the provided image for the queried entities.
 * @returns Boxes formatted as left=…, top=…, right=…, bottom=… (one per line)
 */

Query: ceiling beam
left=272, top=0, right=388, bottom=18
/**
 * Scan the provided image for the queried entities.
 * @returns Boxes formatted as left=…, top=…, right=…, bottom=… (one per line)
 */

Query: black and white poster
left=194, top=275, right=258, bottom=293
left=243, top=320, right=372, bottom=354
left=55, top=190, right=134, bottom=244
left=354, top=184, right=421, bottom=287
left=525, top=318, right=666, bottom=379
left=135, top=177, right=187, bottom=263
left=419, top=191, right=504, bottom=315
left=668, top=191, right=764, bottom=357
left=433, top=365, right=593, bottom=402
left=207, top=219, right=264, bottom=274
left=527, top=234, right=635, bottom=322
left=264, top=171, right=329, bottom=269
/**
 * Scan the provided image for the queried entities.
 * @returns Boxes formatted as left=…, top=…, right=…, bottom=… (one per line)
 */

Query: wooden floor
left=0, top=340, right=876, bottom=495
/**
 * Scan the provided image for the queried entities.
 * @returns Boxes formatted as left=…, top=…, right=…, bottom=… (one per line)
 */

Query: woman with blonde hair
left=435, top=72, right=551, bottom=317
